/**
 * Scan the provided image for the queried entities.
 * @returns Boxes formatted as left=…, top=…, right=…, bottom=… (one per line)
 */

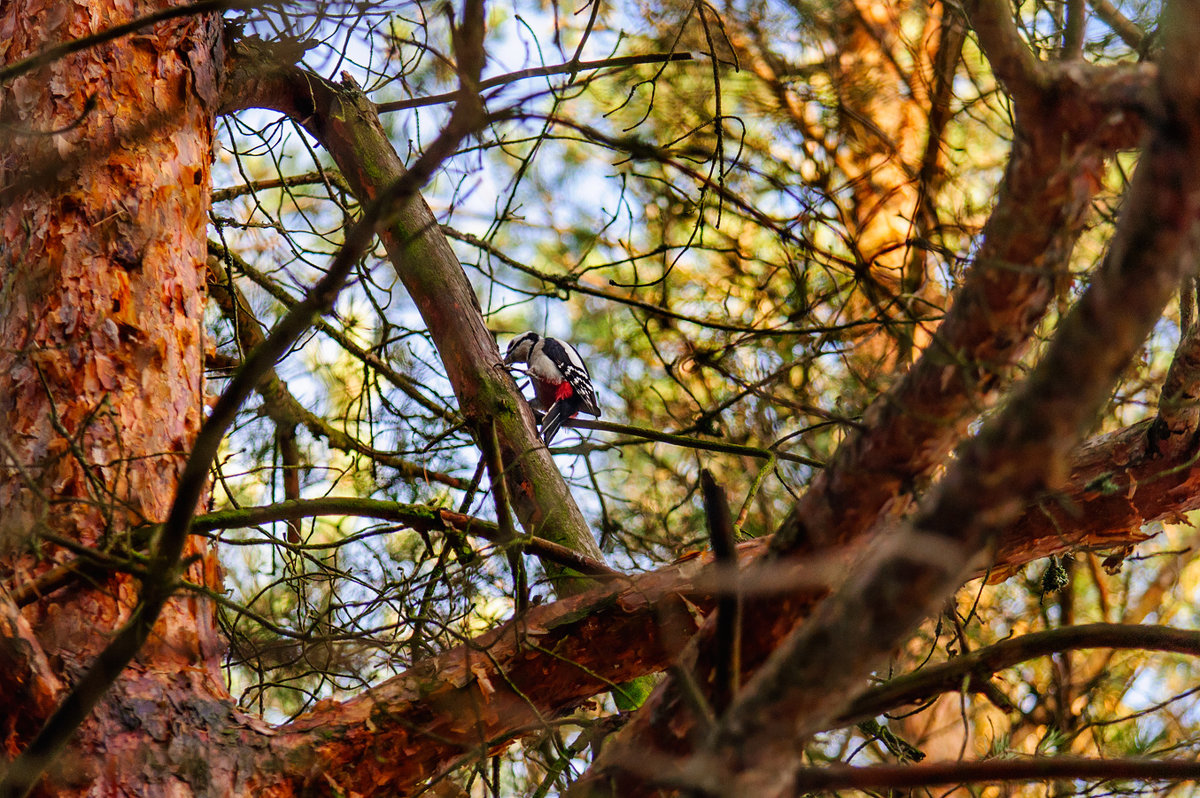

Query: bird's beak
left=502, top=351, right=516, bottom=365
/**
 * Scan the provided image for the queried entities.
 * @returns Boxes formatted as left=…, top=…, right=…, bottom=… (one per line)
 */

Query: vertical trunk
left=0, top=1, right=230, bottom=792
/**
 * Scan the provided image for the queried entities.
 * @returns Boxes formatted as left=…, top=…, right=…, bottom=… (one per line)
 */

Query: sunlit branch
left=206, top=254, right=471, bottom=490
left=208, top=240, right=460, bottom=424
left=212, top=168, right=353, bottom=203
left=448, top=226, right=914, bottom=337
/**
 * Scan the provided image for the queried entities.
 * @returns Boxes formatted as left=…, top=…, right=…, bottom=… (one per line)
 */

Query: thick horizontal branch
left=267, top=546, right=773, bottom=794
left=998, top=416, right=1200, bottom=570
left=259, top=406, right=1200, bottom=795
left=630, top=754, right=1200, bottom=795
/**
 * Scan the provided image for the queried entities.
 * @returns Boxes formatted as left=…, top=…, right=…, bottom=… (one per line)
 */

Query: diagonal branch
left=963, top=0, right=1046, bottom=110
left=210, top=240, right=461, bottom=424
left=1087, top=0, right=1148, bottom=52
left=704, top=4, right=1200, bottom=791
left=223, top=28, right=606, bottom=587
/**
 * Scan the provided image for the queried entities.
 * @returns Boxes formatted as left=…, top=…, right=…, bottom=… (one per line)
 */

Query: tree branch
left=196, top=498, right=619, bottom=577
left=962, top=0, right=1046, bottom=109
left=840, top=623, right=1200, bottom=725
left=224, top=21, right=606, bottom=585
left=703, top=4, right=1200, bottom=790
left=208, top=240, right=460, bottom=425
left=1087, top=0, right=1148, bottom=52
left=376, top=52, right=694, bottom=114
left=268, top=544, right=732, bottom=794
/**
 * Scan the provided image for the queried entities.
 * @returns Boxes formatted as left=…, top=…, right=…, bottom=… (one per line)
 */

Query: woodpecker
left=503, top=331, right=601, bottom=445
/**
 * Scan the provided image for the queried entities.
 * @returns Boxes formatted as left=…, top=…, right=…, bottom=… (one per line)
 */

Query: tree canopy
left=7, top=0, right=1200, bottom=795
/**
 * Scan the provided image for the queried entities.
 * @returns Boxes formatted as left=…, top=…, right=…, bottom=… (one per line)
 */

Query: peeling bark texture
left=771, top=101, right=1112, bottom=555
left=0, top=0, right=231, bottom=793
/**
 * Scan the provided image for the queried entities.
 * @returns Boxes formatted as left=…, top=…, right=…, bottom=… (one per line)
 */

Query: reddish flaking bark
left=0, top=0, right=231, bottom=793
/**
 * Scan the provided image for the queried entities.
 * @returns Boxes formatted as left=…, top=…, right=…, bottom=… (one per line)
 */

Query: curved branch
left=209, top=240, right=460, bottom=425
left=840, top=623, right=1200, bottom=725
left=963, top=0, right=1046, bottom=110
left=375, top=52, right=695, bottom=114
left=206, top=254, right=469, bottom=489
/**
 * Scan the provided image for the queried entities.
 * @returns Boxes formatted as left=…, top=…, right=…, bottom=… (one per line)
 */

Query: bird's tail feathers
left=541, top=401, right=569, bottom=445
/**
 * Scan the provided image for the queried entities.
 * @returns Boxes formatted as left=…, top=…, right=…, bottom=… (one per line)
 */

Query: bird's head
left=503, top=331, right=540, bottom=365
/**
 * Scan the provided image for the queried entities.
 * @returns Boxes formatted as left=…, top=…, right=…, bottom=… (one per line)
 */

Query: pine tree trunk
left=0, top=1, right=233, bottom=793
